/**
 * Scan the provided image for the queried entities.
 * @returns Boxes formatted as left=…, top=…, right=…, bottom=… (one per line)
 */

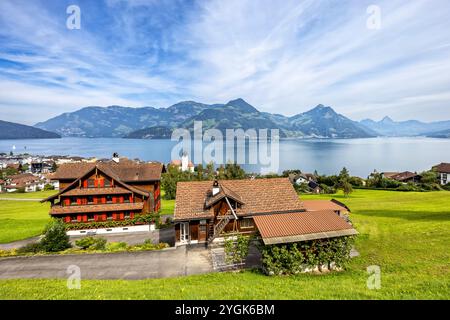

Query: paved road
left=0, top=246, right=213, bottom=279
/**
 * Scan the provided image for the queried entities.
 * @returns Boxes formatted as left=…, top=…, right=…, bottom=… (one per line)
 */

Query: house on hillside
left=173, top=178, right=357, bottom=246
left=432, top=163, right=450, bottom=185
left=390, top=171, right=421, bottom=183
left=41, top=155, right=165, bottom=235
left=5, top=173, right=45, bottom=192
left=289, top=173, right=321, bottom=193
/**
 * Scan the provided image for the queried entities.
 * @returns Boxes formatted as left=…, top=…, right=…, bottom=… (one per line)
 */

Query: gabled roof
left=433, top=163, right=450, bottom=173
left=41, top=165, right=150, bottom=203
left=50, top=159, right=164, bottom=182
left=390, top=171, right=421, bottom=181
left=253, top=210, right=358, bottom=245
left=174, top=178, right=305, bottom=221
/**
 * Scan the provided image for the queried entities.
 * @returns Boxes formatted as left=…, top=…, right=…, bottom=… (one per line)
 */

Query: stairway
left=208, top=216, right=230, bottom=244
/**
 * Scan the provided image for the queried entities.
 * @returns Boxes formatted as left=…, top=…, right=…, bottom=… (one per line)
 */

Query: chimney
left=181, top=152, right=189, bottom=172
left=112, top=152, right=120, bottom=163
left=212, top=180, right=220, bottom=196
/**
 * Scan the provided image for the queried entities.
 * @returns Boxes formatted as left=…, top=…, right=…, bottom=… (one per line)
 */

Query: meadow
left=0, top=189, right=449, bottom=299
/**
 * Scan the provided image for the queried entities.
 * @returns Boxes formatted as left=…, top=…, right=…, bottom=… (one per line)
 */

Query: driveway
left=0, top=246, right=213, bottom=279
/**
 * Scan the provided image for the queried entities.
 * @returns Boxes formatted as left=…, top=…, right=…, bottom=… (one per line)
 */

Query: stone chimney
left=112, top=152, right=120, bottom=163
left=212, top=180, right=220, bottom=196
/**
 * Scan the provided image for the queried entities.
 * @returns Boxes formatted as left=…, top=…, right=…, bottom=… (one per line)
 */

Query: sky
left=0, top=0, right=450, bottom=125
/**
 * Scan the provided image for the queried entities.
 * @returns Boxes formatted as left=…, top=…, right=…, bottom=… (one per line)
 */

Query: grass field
left=0, top=190, right=175, bottom=244
left=0, top=189, right=449, bottom=299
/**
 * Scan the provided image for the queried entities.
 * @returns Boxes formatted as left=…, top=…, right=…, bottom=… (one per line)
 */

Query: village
left=1, top=152, right=449, bottom=278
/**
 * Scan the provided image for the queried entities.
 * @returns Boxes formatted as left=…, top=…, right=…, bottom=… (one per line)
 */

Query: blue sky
left=1, top=0, right=450, bottom=124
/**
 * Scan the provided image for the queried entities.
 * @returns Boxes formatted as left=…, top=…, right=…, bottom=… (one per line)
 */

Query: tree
left=420, top=170, right=437, bottom=185
left=224, top=162, right=246, bottom=179
left=336, top=167, right=353, bottom=197
left=206, top=162, right=215, bottom=180
left=40, top=219, right=71, bottom=252
left=195, top=164, right=204, bottom=180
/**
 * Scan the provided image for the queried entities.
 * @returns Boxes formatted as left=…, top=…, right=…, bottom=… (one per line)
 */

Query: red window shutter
left=64, top=216, right=70, bottom=223
left=102, top=214, right=107, bottom=221
left=112, top=196, right=116, bottom=203
left=130, top=213, right=134, bottom=219
left=76, top=198, right=81, bottom=205
left=129, top=195, right=133, bottom=202
left=94, top=179, right=98, bottom=188
left=83, top=180, right=88, bottom=188
left=120, top=213, right=124, bottom=220
left=94, top=214, right=98, bottom=221
left=112, top=213, right=117, bottom=220
left=102, top=197, right=106, bottom=204
left=83, top=215, right=87, bottom=222
left=120, top=196, right=124, bottom=203
left=100, top=179, right=105, bottom=188
left=77, top=215, right=81, bottom=222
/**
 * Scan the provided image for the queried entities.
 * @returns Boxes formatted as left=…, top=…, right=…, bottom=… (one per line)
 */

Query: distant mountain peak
left=307, top=104, right=336, bottom=115
left=225, top=98, right=259, bottom=113
left=381, top=116, right=394, bottom=123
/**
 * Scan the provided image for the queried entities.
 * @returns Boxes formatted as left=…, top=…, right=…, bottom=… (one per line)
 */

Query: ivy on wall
left=260, top=236, right=355, bottom=275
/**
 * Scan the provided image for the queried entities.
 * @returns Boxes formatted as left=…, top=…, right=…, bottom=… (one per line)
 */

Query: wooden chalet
left=42, top=157, right=164, bottom=226
left=173, top=178, right=357, bottom=246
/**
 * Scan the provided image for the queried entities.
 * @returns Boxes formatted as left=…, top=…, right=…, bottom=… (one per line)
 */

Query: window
left=87, top=196, right=94, bottom=204
left=240, top=218, right=254, bottom=229
left=70, top=197, right=78, bottom=205
left=106, top=195, right=113, bottom=203
left=104, top=179, right=111, bottom=187
left=124, top=212, right=131, bottom=219
left=87, top=179, right=95, bottom=188
left=87, top=214, right=95, bottom=222
left=107, top=213, right=113, bottom=221
left=71, top=216, right=78, bottom=223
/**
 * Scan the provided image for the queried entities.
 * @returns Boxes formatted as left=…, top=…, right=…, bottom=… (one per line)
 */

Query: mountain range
left=17, top=98, right=450, bottom=140
left=360, top=116, right=450, bottom=137
left=0, top=120, right=60, bottom=140
left=35, top=99, right=376, bottom=139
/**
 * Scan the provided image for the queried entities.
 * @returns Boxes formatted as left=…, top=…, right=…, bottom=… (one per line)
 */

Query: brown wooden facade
left=43, top=161, right=162, bottom=226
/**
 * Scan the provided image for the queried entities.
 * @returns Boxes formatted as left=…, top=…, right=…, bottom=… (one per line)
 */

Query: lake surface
left=1, top=137, right=449, bottom=177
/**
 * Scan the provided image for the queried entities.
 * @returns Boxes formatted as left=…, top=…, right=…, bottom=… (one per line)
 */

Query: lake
left=1, top=137, right=449, bottom=177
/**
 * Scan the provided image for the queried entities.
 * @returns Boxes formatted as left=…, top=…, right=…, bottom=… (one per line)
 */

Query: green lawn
left=0, top=190, right=175, bottom=243
left=0, top=189, right=449, bottom=299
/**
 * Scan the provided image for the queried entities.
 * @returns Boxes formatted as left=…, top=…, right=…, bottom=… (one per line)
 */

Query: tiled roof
left=50, top=202, right=143, bottom=215
left=390, top=171, right=420, bottom=181
left=51, top=159, right=164, bottom=181
left=301, top=200, right=349, bottom=212
left=433, top=163, right=450, bottom=173
left=253, top=210, right=358, bottom=245
left=63, top=187, right=132, bottom=196
left=174, top=178, right=305, bottom=221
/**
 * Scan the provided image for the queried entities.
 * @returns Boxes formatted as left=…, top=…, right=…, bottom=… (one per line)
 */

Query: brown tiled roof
left=301, top=200, right=349, bottom=212
left=63, top=187, right=132, bottom=196
left=253, top=210, right=358, bottom=245
left=433, top=163, right=450, bottom=173
left=51, top=159, right=164, bottom=181
left=174, top=178, right=305, bottom=221
left=382, top=172, right=400, bottom=178
left=390, top=171, right=420, bottom=181
left=50, top=202, right=143, bottom=215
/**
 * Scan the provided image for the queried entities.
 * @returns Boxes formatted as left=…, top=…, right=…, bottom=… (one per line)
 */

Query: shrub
left=43, top=184, right=55, bottom=191
left=75, top=237, right=107, bottom=250
left=397, top=183, right=419, bottom=192
left=40, top=219, right=72, bottom=252
left=260, top=236, right=355, bottom=275
left=106, top=242, right=128, bottom=251
left=17, top=242, right=43, bottom=254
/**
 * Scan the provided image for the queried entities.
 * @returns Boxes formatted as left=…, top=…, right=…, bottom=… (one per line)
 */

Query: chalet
left=289, top=173, right=321, bottom=194
left=432, top=163, right=450, bottom=185
left=390, top=171, right=421, bottom=183
left=173, top=178, right=357, bottom=246
left=42, top=156, right=164, bottom=234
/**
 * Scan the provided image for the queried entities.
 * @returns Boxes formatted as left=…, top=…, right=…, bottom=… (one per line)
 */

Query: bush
left=75, top=237, right=106, bottom=250
left=43, top=184, right=55, bottom=191
left=40, top=219, right=72, bottom=252
left=106, top=242, right=128, bottom=251
left=396, top=183, right=419, bottom=192
left=260, top=236, right=355, bottom=275
left=320, top=184, right=336, bottom=194
left=17, top=242, right=43, bottom=254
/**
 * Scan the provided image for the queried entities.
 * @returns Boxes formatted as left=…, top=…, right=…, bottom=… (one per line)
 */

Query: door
left=180, top=222, right=189, bottom=244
